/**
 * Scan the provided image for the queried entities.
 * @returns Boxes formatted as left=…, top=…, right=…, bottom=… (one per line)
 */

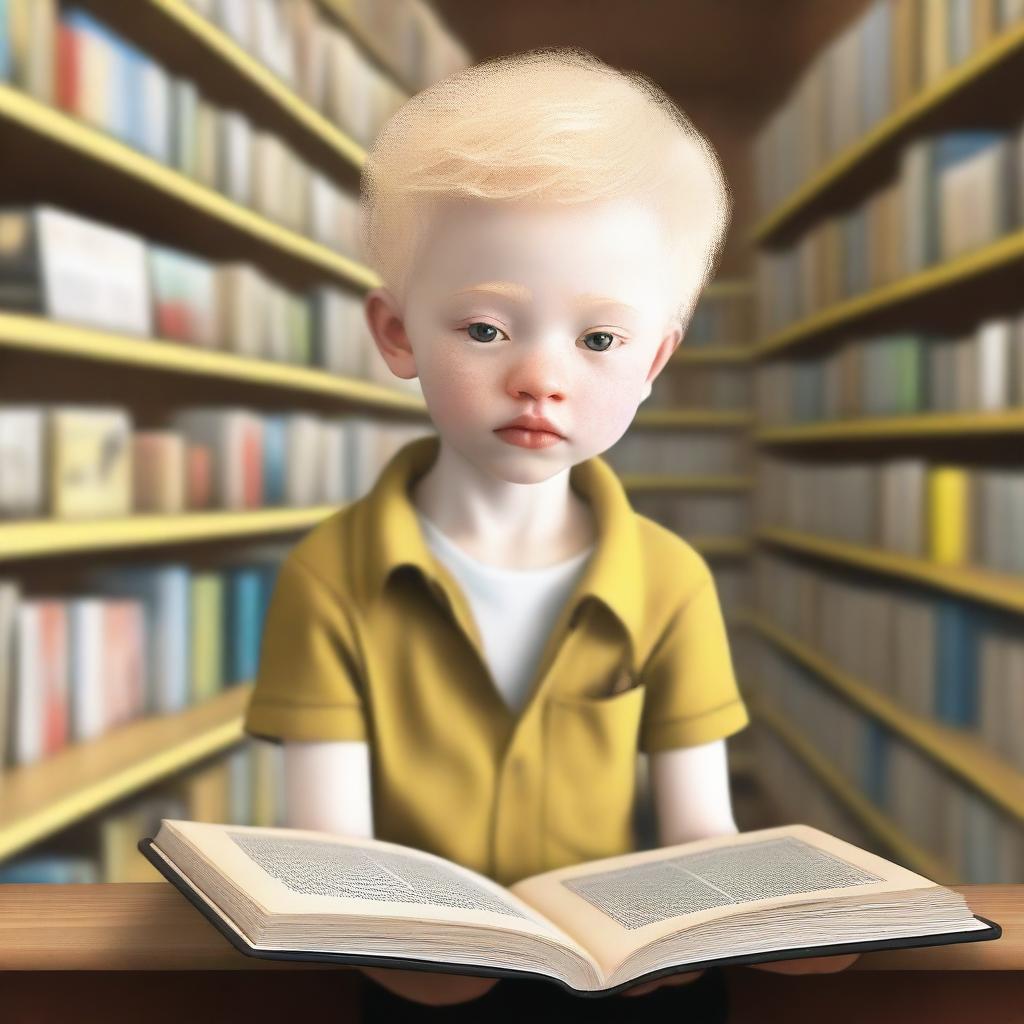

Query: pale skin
left=284, top=195, right=857, bottom=1005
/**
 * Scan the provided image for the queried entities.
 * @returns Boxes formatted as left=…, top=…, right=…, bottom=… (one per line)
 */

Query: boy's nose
left=505, top=346, right=569, bottom=403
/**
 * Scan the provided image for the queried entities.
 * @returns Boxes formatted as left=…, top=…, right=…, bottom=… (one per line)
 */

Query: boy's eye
left=582, top=331, right=617, bottom=352
left=465, top=322, right=506, bottom=343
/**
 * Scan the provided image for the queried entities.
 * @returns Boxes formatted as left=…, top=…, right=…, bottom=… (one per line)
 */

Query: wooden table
left=0, top=883, right=1019, bottom=1022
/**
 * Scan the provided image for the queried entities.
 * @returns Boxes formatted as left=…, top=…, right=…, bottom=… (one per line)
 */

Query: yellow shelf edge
left=0, top=312, right=427, bottom=413
left=754, top=227, right=1024, bottom=357
left=750, top=696, right=956, bottom=883
left=145, top=0, right=367, bottom=172
left=688, top=537, right=753, bottom=557
left=0, top=686, right=252, bottom=861
left=752, top=21, right=1024, bottom=242
left=756, top=528, right=1024, bottom=616
left=671, top=346, right=756, bottom=364
left=747, top=614, right=1024, bottom=824
left=0, top=505, right=345, bottom=560
left=756, top=410, right=1024, bottom=442
left=0, top=84, right=380, bottom=291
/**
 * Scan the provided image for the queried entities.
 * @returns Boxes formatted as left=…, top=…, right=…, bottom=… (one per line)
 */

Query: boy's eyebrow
left=451, top=283, right=640, bottom=315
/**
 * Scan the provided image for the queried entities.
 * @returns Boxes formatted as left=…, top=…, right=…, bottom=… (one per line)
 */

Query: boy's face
left=367, top=195, right=686, bottom=485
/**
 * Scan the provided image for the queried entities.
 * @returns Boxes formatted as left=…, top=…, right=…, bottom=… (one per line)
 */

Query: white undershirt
left=415, top=509, right=595, bottom=715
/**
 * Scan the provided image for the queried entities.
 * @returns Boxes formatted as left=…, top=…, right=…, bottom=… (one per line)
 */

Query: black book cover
left=138, top=836, right=1002, bottom=998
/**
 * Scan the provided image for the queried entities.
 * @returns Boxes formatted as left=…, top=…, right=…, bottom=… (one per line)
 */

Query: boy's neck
left=410, top=439, right=596, bottom=569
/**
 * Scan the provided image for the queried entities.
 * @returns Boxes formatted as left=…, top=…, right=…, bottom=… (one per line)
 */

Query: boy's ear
left=642, top=324, right=684, bottom=401
left=364, top=286, right=418, bottom=380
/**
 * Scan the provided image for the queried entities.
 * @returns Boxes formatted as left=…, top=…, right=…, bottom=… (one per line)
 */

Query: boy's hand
left=621, top=951, right=860, bottom=997
left=360, top=965, right=499, bottom=1006
left=750, top=952, right=861, bottom=974
left=622, top=969, right=705, bottom=997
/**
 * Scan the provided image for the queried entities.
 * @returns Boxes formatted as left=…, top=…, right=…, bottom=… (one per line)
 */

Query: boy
left=243, top=47, right=858, bottom=1012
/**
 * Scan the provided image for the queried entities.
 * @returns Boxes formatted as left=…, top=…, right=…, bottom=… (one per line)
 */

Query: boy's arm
left=283, top=739, right=374, bottom=837
left=649, top=738, right=739, bottom=846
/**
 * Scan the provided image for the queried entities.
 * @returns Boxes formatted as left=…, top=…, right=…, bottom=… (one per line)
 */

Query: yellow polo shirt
left=243, top=433, right=749, bottom=886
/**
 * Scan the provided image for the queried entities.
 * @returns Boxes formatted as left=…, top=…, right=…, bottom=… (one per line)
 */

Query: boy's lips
left=494, top=427, right=565, bottom=449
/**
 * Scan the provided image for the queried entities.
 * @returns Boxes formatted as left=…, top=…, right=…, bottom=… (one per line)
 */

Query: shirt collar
left=361, top=434, right=644, bottom=650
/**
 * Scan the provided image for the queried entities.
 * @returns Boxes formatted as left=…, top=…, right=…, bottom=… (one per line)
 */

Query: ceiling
left=428, top=0, right=873, bottom=130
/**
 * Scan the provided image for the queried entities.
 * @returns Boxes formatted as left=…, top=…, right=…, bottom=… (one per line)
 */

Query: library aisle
left=0, top=0, right=1020, bottom=913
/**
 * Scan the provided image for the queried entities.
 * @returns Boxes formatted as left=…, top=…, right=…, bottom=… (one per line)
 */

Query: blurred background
left=0, top=0, right=1021, bottom=889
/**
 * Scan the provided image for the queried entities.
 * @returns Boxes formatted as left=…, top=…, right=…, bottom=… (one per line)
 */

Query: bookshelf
left=136, top=0, right=369, bottom=172
left=748, top=0, right=1024, bottom=884
left=754, top=226, right=1024, bottom=358
left=0, top=0, right=467, bottom=884
left=749, top=698, right=955, bottom=883
left=0, top=684, right=251, bottom=861
left=0, top=83, right=377, bottom=290
left=0, top=313, right=421, bottom=410
left=752, top=17, right=1024, bottom=242
left=747, top=614, right=1024, bottom=824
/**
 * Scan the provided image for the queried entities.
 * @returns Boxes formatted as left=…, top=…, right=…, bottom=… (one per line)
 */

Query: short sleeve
left=638, top=571, right=749, bottom=753
left=243, top=554, right=368, bottom=745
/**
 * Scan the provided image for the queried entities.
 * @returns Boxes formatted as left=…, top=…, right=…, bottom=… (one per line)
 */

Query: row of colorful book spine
left=182, top=0, right=470, bottom=99
left=757, top=313, right=1024, bottom=424
left=8, top=5, right=365, bottom=252
left=755, top=551, right=1024, bottom=764
left=0, top=552, right=288, bottom=769
left=756, top=455, right=1024, bottom=578
left=605, top=431, right=750, bottom=477
left=0, top=204, right=419, bottom=395
left=754, top=0, right=1024, bottom=215
left=756, top=126, right=1024, bottom=337
left=0, top=405, right=435, bottom=520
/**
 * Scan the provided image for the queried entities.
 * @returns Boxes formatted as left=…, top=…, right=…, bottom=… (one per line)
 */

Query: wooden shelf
left=633, top=409, right=753, bottom=429
left=0, top=684, right=251, bottom=861
left=0, top=83, right=378, bottom=291
left=749, top=696, right=956, bottom=883
left=0, top=312, right=426, bottom=413
left=670, top=345, right=754, bottom=364
left=756, top=528, right=1024, bottom=616
left=0, top=506, right=342, bottom=561
left=754, top=226, right=1024, bottom=359
left=142, top=0, right=366, bottom=174
left=747, top=614, right=1024, bottom=824
left=752, top=21, right=1024, bottom=243
left=620, top=474, right=753, bottom=492
left=756, top=409, right=1024, bottom=443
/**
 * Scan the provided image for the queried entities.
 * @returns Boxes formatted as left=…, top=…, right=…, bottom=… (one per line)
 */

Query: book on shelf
left=140, top=819, right=1000, bottom=997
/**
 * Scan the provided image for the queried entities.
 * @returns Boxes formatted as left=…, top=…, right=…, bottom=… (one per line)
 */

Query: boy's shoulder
left=281, top=500, right=365, bottom=603
left=631, top=509, right=715, bottom=606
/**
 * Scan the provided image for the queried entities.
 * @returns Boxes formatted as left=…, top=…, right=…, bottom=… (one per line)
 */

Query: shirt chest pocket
left=542, top=683, right=646, bottom=870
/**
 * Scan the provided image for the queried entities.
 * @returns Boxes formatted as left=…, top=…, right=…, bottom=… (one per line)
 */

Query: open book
left=139, top=820, right=1000, bottom=996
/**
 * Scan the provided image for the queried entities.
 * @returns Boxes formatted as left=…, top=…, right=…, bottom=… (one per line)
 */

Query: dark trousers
left=360, top=966, right=730, bottom=1022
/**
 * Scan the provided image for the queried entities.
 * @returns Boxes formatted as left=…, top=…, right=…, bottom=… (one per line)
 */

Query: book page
left=157, top=820, right=585, bottom=950
left=511, top=823, right=942, bottom=976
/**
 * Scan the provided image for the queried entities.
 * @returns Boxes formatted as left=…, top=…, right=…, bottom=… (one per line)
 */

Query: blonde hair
left=358, top=47, right=732, bottom=327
